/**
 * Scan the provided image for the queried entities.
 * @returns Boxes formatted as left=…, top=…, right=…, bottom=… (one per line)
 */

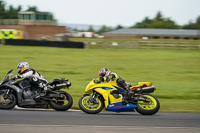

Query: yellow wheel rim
left=82, top=96, right=101, bottom=111
left=138, top=95, right=157, bottom=110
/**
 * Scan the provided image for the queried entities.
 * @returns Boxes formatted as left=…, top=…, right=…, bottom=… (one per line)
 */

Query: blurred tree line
left=0, top=0, right=21, bottom=19
left=0, top=0, right=54, bottom=20
left=74, top=11, right=200, bottom=34
left=131, top=11, right=200, bottom=30
left=0, top=0, right=199, bottom=34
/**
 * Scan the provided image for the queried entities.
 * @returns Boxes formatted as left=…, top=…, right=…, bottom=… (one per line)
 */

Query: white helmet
left=17, top=62, right=29, bottom=73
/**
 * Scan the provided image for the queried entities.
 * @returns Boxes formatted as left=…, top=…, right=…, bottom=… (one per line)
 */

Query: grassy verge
left=0, top=44, right=200, bottom=112
left=69, top=38, right=200, bottom=49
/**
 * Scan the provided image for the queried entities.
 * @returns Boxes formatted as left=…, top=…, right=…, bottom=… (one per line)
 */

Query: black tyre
left=49, top=91, right=73, bottom=111
left=78, top=94, right=104, bottom=114
left=135, top=94, right=160, bottom=115
left=0, top=93, right=17, bottom=110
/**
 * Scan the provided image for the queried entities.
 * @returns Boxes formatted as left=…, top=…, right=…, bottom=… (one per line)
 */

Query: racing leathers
left=14, top=68, right=48, bottom=97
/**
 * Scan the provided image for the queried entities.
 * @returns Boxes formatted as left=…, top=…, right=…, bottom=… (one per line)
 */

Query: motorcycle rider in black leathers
left=94, top=68, right=134, bottom=105
left=13, top=62, right=49, bottom=98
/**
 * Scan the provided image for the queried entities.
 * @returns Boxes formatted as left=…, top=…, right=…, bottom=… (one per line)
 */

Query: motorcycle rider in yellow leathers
left=94, top=68, right=133, bottom=105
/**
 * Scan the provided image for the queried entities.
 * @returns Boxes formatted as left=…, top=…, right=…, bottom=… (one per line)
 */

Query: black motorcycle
left=0, top=69, right=73, bottom=111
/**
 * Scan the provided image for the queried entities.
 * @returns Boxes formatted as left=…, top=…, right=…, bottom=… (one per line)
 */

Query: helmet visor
left=19, top=67, right=27, bottom=74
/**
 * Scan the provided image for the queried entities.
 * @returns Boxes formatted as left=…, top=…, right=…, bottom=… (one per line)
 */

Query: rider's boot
left=122, top=88, right=134, bottom=105
left=122, top=94, right=128, bottom=105
left=127, top=89, right=134, bottom=97
left=38, top=83, right=49, bottom=97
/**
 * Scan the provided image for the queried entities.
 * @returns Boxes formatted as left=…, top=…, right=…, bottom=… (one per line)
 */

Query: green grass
left=0, top=44, right=200, bottom=112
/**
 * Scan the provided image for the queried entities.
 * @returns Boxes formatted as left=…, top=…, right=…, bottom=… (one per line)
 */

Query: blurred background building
left=104, top=28, right=200, bottom=40
left=0, top=11, right=66, bottom=40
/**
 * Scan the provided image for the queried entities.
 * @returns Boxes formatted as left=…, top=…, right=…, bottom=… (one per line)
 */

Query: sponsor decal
left=114, top=106, right=123, bottom=108
left=109, top=104, right=114, bottom=107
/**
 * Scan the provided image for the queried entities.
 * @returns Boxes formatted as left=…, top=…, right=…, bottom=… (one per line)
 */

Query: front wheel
left=0, top=93, right=17, bottom=110
left=135, top=94, right=160, bottom=115
left=78, top=94, right=104, bottom=114
left=49, top=91, right=73, bottom=111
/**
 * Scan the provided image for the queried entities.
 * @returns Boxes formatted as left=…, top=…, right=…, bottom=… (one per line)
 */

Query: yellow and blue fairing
left=85, top=80, right=136, bottom=112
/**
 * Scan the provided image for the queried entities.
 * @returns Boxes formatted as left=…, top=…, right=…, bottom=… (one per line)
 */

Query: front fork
left=0, top=89, right=12, bottom=103
left=89, top=92, right=99, bottom=104
left=3, top=89, right=11, bottom=99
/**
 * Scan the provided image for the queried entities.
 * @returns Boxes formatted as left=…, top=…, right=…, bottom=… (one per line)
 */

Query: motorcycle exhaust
left=135, top=86, right=156, bottom=93
left=51, top=81, right=71, bottom=90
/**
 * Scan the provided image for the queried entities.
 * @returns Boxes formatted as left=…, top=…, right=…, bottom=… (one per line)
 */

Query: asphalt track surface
left=0, top=108, right=200, bottom=133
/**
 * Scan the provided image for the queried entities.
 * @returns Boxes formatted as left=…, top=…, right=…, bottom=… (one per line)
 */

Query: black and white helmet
left=99, top=68, right=111, bottom=78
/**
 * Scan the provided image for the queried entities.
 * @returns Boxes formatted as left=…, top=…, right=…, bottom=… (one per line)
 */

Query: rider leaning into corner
left=13, top=62, right=49, bottom=98
left=94, top=68, right=134, bottom=105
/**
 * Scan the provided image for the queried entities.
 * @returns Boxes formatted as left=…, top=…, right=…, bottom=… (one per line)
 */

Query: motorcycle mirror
left=7, top=69, right=13, bottom=74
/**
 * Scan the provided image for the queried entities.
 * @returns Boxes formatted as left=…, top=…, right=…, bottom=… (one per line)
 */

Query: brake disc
left=85, top=98, right=99, bottom=108
left=0, top=94, right=12, bottom=104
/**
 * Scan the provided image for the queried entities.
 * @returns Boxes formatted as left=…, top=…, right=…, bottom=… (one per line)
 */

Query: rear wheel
left=0, top=93, right=17, bottom=110
left=49, top=91, right=73, bottom=111
left=79, top=94, right=103, bottom=114
left=135, top=94, right=160, bottom=115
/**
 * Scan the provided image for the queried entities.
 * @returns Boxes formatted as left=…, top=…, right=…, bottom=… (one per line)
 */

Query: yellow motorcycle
left=78, top=79, right=160, bottom=115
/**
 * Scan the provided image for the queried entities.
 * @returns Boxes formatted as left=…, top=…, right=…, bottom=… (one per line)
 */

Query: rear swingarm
left=41, top=92, right=66, bottom=101
left=130, top=94, right=151, bottom=102
left=40, top=97, right=65, bottom=102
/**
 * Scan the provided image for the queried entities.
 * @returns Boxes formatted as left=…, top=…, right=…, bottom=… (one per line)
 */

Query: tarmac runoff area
left=0, top=106, right=198, bottom=133
left=14, top=105, right=80, bottom=111
left=0, top=124, right=199, bottom=133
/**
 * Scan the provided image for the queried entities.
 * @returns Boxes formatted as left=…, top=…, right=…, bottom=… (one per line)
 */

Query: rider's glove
left=12, top=75, right=22, bottom=80
left=99, top=77, right=104, bottom=82
left=93, top=78, right=101, bottom=84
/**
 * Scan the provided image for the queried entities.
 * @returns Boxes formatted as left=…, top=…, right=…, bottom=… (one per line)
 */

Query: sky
left=5, top=0, right=200, bottom=27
